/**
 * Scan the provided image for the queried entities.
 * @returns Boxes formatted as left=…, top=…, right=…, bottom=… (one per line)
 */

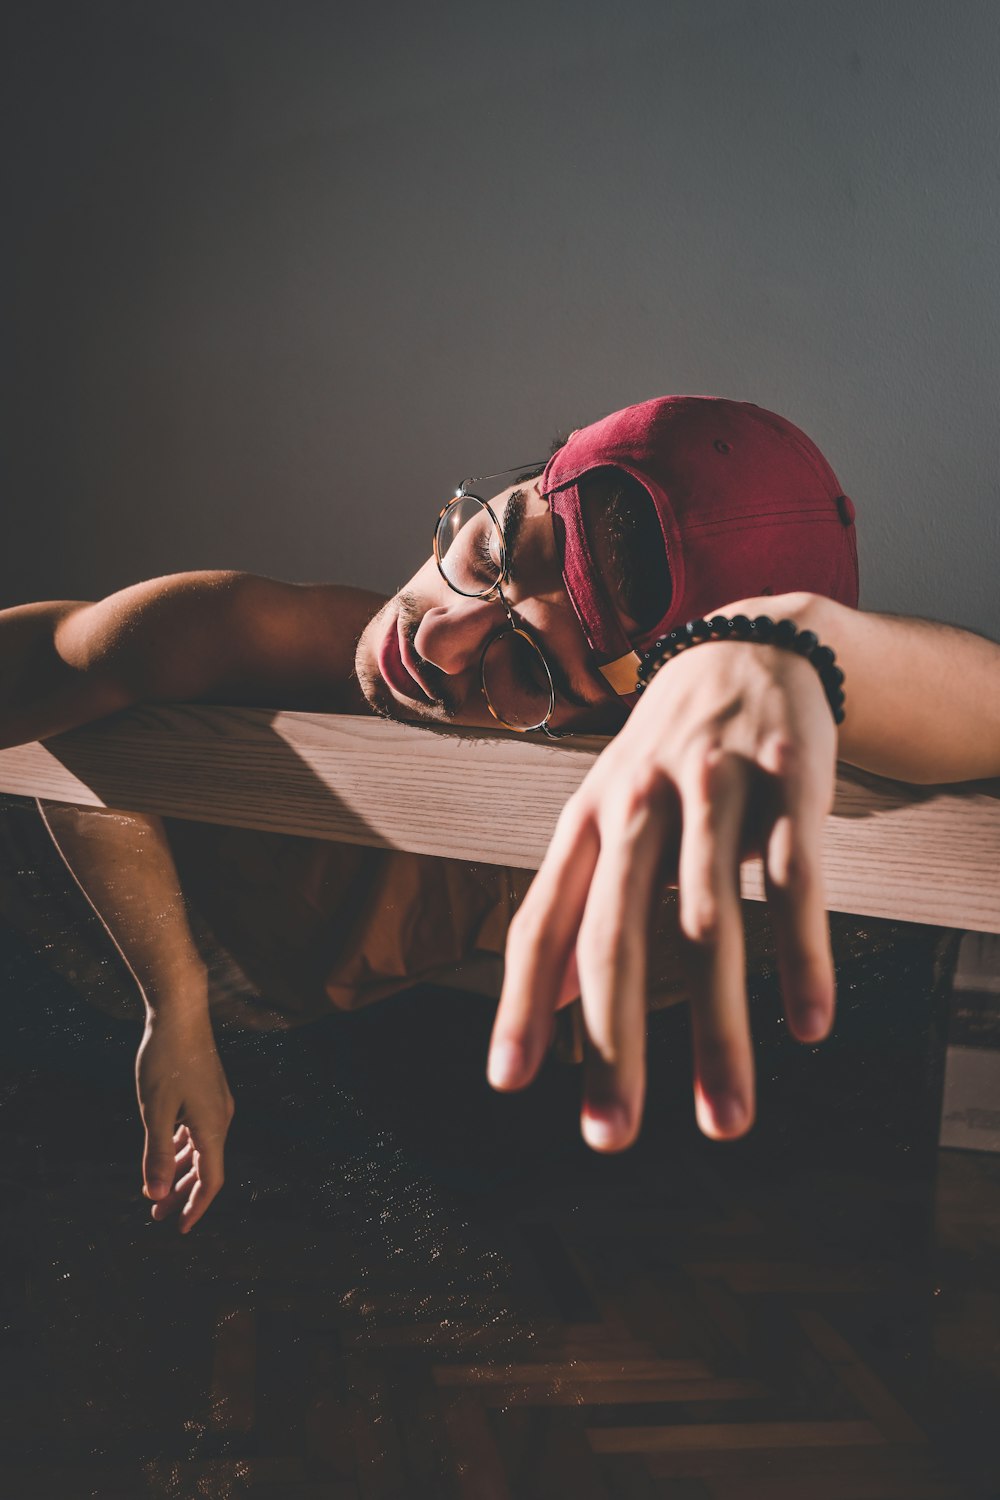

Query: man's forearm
left=38, top=800, right=236, bottom=1229
left=38, top=803, right=208, bottom=1026
left=733, top=592, right=1000, bottom=784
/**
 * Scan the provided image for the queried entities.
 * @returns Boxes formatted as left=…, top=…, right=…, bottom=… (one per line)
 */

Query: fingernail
left=582, top=1105, right=629, bottom=1151
left=488, top=1040, right=525, bottom=1089
left=148, top=1180, right=170, bottom=1200
left=711, top=1095, right=748, bottom=1135
left=797, top=1004, right=830, bottom=1041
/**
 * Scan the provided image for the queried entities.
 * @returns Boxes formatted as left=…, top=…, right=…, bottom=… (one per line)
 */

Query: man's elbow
left=54, top=571, right=250, bottom=706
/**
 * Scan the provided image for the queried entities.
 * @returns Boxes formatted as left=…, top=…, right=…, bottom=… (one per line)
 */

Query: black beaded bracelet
left=635, top=614, right=846, bottom=725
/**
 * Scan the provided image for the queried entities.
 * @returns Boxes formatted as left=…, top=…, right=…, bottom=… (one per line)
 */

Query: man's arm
left=491, top=592, right=1000, bottom=1154
left=40, top=802, right=233, bottom=1232
left=801, top=593, right=1000, bottom=783
left=2, top=570, right=384, bottom=1229
left=0, top=571, right=384, bottom=749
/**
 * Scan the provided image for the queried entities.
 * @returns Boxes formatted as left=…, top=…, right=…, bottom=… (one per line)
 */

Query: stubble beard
left=354, top=592, right=458, bottom=727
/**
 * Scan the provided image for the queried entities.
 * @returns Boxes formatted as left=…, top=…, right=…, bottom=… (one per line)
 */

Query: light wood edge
left=0, top=705, right=997, bottom=932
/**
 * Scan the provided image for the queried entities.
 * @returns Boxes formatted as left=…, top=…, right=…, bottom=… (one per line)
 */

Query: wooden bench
left=0, top=705, right=997, bottom=933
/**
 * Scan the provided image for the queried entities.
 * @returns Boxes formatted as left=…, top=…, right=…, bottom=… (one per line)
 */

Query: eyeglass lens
left=436, top=497, right=554, bottom=730
left=482, top=632, right=553, bottom=730
left=435, top=495, right=503, bottom=596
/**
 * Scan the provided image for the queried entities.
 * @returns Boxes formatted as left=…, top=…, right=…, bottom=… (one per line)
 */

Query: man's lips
left=378, top=615, right=434, bottom=703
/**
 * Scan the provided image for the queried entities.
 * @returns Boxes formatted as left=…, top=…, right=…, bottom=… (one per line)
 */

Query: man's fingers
left=554, top=947, right=581, bottom=1011
left=575, top=786, right=668, bottom=1152
left=764, top=791, right=835, bottom=1043
left=179, top=1179, right=212, bottom=1234
left=489, top=802, right=600, bottom=1090
left=677, top=750, right=745, bottom=946
left=149, top=1164, right=198, bottom=1221
left=685, top=917, right=755, bottom=1139
left=174, top=1137, right=195, bottom=1172
left=179, top=1149, right=224, bottom=1234
left=677, top=751, right=755, bottom=1139
left=151, top=1135, right=226, bottom=1233
left=142, top=1105, right=180, bottom=1202
left=145, top=1098, right=231, bottom=1227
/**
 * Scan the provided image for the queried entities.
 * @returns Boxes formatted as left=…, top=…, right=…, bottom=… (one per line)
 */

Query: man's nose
left=413, top=596, right=504, bottom=676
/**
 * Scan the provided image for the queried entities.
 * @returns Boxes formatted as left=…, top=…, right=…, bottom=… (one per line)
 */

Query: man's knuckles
left=758, top=732, right=800, bottom=779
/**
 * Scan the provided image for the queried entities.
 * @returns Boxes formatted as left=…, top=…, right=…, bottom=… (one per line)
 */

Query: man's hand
left=488, top=630, right=838, bottom=1149
left=136, top=1014, right=235, bottom=1233
left=38, top=802, right=240, bottom=1233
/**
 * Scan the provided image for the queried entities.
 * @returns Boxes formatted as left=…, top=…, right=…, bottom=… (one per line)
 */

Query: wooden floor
left=2, top=919, right=999, bottom=1500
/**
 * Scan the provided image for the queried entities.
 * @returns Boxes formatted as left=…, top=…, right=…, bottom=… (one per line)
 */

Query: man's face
left=354, top=476, right=629, bottom=736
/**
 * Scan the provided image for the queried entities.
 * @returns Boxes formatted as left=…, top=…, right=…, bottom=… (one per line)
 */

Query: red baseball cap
left=541, top=396, right=859, bottom=699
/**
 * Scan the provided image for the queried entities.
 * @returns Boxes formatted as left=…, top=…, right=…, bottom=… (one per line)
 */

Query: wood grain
left=0, top=705, right=997, bottom=930
left=588, top=1419, right=886, bottom=1453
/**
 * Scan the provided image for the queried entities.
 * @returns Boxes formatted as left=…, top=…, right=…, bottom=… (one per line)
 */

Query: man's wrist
left=711, top=590, right=825, bottom=627
left=141, top=960, right=210, bottom=1028
left=708, top=592, right=844, bottom=664
left=638, top=596, right=846, bottom=724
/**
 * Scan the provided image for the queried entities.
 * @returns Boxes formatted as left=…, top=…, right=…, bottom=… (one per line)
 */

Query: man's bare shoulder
left=209, top=575, right=387, bottom=713
left=57, top=571, right=387, bottom=715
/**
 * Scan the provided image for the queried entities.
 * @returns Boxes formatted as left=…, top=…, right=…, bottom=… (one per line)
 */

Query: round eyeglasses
left=433, top=464, right=567, bottom=736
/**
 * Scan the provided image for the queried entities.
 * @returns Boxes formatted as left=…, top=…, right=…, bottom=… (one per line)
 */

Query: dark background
left=3, top=0, right=999, bottom=632
left=3, top=9, right=1000, bottom=1491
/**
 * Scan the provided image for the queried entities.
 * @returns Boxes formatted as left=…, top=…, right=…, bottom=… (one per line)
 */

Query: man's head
left=355, top=396, right=859, bottom=734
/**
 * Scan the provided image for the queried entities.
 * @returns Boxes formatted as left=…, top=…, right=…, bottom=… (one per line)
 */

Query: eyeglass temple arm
left=459, top=460, right=550, bottom=493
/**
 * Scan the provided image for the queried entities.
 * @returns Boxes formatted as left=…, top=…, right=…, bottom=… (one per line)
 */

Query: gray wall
left=4, top=0, right=998, bottom=635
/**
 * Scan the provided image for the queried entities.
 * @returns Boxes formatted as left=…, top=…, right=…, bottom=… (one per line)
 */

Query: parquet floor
left=2, top=915, right=999, bottom=1499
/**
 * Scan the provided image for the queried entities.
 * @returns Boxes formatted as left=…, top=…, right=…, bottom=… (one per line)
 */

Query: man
left=2, top=395, right=997, bottom=1229
left=352, top=396, right=859, bottom=738
left=490, top=590, right=1000, bottom=1153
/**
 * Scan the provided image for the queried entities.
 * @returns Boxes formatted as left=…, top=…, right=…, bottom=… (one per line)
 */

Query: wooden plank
left=0, top=706, right=997, bottom=930
left=349, top=1358, right=408, bottom=1500
left=433, top=1360, right=714, bottom=1386
left=682, top=1260, right=901, bottom=1296
left=703, top=1473, right=965, bottom=1500
left=645, top=1443, right=957, bottom=1484
left=466, top=1378, right=767, bottom=1407
left=794, top=1310, right=928, bottom=1446
left=0, top=1458, right=301, bottom=1497
left=342, top=1323, right=657, bottom=1359
left=440, top=1391, right=513, bottom=1499
left=588, top=1420, right=885, bottom=1454
left=208, top=1304, right=257, bottom=1433
left=512, top=1413, right=612, bottom=1500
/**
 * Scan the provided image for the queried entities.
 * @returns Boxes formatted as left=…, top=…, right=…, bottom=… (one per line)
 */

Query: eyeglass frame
left=432, top=462, right=572, bottom=739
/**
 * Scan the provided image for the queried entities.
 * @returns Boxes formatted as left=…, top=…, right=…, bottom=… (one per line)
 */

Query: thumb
left=142, top=1108, right=178, bottom=1201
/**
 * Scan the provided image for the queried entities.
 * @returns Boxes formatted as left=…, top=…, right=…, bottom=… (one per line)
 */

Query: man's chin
left=355, top=651, right=453, bottom=727
left=377, top=687, right=454, bottom=727
left=355, top=614, right=460, bottom=727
